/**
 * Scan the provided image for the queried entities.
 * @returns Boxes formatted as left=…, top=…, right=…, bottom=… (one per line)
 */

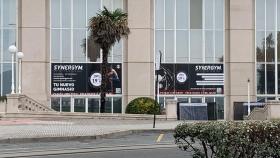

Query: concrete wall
left=225, top=0, right=256, bottom=120
left=124, top=0, right=154, bottom=109
left=18, top=0, right=50, bottom=106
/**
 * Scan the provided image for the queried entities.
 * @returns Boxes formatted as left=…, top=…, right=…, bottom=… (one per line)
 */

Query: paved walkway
left=0, top=118, right=183, bottom=143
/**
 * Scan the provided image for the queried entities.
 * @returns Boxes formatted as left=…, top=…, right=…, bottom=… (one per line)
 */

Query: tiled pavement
left=0, top=118, right=183, bottom=142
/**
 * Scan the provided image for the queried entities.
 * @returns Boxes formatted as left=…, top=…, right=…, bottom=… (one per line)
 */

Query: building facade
left=0, top=0, right=275, bottom=120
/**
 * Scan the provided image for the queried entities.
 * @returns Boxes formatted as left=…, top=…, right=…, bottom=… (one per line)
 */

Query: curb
left=0, top=129, right=174, bottom=144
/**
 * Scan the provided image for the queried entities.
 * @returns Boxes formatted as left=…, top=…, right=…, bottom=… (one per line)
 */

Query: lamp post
left=247, top=78, right=250, bottom=115
left=154, top=50, right=162, bottom=128
left=8, top=45, right=17, bottom=94
left=17, top=52, right=24, bottom=94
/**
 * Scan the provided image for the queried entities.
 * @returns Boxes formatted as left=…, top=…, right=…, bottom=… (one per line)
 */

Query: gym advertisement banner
left=51, top=63, right=122, bottom=95
left=158, top=64, right=224, bottom=95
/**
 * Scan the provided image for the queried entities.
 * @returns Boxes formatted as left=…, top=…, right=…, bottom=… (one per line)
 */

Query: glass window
left=256, top=0, right=265, bottom=30
left=278, top=32, right=280, bottom=62
left=267, top=64, right=275, bottom=94
left=159, top=97, right=165, bottom=108
left=87, top=0, right=101, bottom=23
left=215, top=0, right=224, bottom=30
left=190, top=30, right=202, bottom=62
left=176, top=31, right=189, bottom=62
left=73, top=0, right=86, bottom=28
left=88, top=98, right=100, bottom=113
left=257, top=64, right=265, bottom=94
left=155, top=30, right=164, bottom=58
left=73, top=29, right=86, bottom=62
left=112, top=40, right=122, bottom=63
left=51, top=97, right=60, bottom=112
left=61, top=97, right=71, bottom=112
left=113, top=0, right=123, bottom=9
left=165, top=30, right=175, bottom=62
left=205, top=31, right=214, bottom=62
left=3, top=29, right=16, bottom=62
left=2, top=63, right=12, bottom=95
left=61, top=0, right=71, bottom=28
left=74, top=98, right=86, bottom=112
left=105, top=97, right=112, bottom=113
left=215, top=31, right=224, bottom=62
left=278, top=0, right=280, bottom=30
left=256, top=31, right=265, bottom=62
left=165, top=0, right=175, bottom=29
left=266, top=32, right=275, bottom=62
left=190, top=0, right=202, bottom=29
left=204, top=0, right=214, bottom=29
left=155, top=0, right=164, bottom=29
left=51, top=0, right=60, bottom=28
left=176, top=0, right=189, bottom=29
left=61, top=29, right=71, bottom=62
left=266, top=0, right=276, bottom=31
left=103, top=0, right=113, bottom=10
left=191, top=97, right=202, bottom=103
left=51, top=0, right=123, bottom=63
left=113, top=97, right=122, bottom=113
left=205, top=97, right=214, bottom=103
left=177, top=97, right=189, bottom=102
left=215, top=97, right=224, bottom=119
left=2, top=0, right=16, bottom=27
left=51, top=29, right=61, bottom=62
left=0, top=0, right=16, bottom=96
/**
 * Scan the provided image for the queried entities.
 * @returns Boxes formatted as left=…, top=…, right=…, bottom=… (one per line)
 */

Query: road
left=0, top=132, right=192, bottom=158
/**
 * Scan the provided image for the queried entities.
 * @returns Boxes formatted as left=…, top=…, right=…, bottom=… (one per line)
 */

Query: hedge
left=174, top=121, right=280, bottom=158
left=125, top=97, right=160, bottom=114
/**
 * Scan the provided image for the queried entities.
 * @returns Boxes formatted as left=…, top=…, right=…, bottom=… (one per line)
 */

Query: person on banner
left=107, top=66, right=119, bottom=93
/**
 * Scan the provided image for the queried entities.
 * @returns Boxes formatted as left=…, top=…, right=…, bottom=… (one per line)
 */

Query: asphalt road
left=0, top=132, right=192, bottom=158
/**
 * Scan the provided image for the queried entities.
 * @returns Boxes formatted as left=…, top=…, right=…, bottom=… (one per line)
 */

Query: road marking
left=156, top=134, right=164, bottom=143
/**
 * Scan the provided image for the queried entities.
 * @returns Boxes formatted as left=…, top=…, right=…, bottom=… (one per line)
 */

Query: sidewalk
left=0, top=118, right=183, bottom=143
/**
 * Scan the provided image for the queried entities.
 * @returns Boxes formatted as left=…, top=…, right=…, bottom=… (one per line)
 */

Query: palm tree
left=88, top=7, right=130, bottom=113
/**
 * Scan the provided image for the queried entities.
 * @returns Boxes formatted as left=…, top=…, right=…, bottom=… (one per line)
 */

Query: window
left=155, top=0, right=224, bottom=63
left=155, top=0, right=225, bottom=119
left=50, top=0, right=124, bottom=114
left=51, top=97, right=122, bottom=113
left=50, top=0, right=123, bottom=63
left=0, top=0, right=16, bottom=96
left=255, top=0, right=280, bottom=97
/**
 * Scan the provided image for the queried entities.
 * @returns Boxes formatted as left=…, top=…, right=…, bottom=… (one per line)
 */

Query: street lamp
left=247, top=78, right=250, bottom=115
left=153, top=50, right=162, bottom=128
left=17, top=52, right=24, bottom=94
left=8, top=45, right=17, bottom=94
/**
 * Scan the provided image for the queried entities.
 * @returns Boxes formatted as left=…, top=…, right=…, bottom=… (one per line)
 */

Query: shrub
left=174, top=121, right=280, bottom=158
left=0, top=96, right=7, bottom=103
left=126, top=97, right=160, bottom=114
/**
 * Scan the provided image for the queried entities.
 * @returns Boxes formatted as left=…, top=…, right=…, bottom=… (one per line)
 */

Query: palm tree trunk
left=100, top=48, right=108, bottom=113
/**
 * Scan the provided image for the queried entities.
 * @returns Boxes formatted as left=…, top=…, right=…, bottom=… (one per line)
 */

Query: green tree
left=87, top=7, right=130, bottom=113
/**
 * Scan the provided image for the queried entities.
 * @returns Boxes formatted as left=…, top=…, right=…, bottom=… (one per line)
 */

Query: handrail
left=18, top=95, right=55, bottom=112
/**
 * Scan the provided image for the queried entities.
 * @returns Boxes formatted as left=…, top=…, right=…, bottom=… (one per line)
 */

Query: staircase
left=18, top=95, right=55, bottom=112
left=1, top=94, right=56, bottom=113
left=247, top=100, right=280, bottom=120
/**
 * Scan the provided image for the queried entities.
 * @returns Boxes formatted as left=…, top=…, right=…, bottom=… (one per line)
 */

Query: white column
left=247, top=78, right=250, bottom=115
left=17, top=52, right=24, bottom=94
left=11, top=54, right=15, bottom=94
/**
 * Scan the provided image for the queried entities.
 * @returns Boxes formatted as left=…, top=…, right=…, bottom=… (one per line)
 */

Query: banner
left=158, top=64, right=224, bottom=95
left=51, top=63, right=122, bottom=95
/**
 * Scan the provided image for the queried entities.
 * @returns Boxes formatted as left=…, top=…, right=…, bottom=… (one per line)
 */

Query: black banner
left=158, top=64, right=224, bottom=95
left=51, top=63, right=122, bottom=95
